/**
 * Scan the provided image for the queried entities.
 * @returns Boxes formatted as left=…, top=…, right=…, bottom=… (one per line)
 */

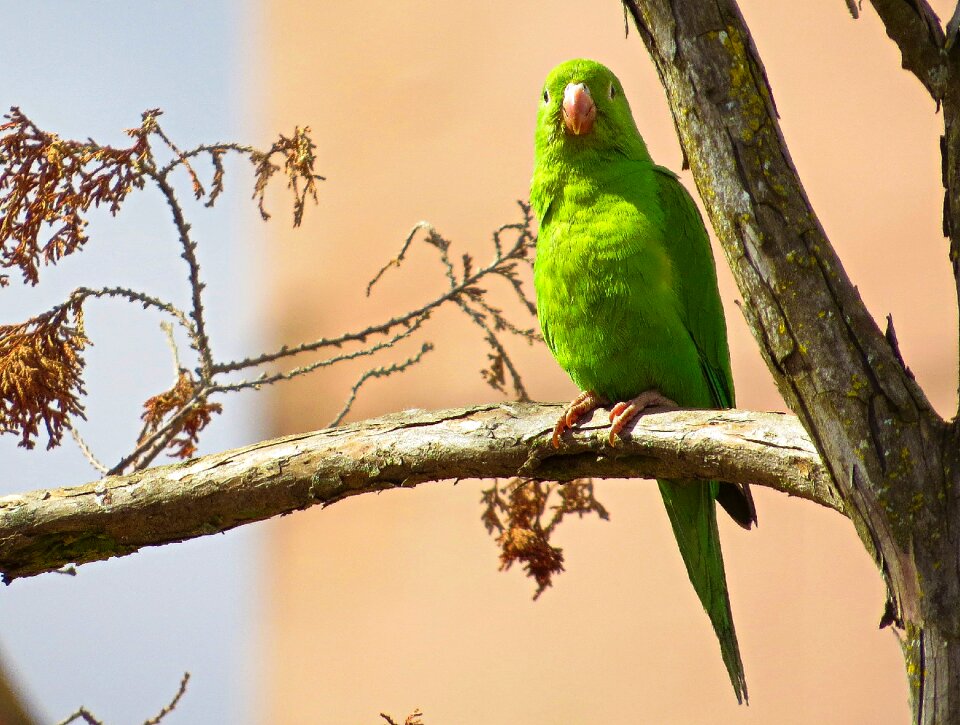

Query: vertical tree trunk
left=622, top=1, right=960, bottom=721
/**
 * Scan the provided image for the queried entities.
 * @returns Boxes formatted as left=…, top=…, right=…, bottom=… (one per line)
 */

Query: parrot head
left=535, top=58, right=650, bottom=162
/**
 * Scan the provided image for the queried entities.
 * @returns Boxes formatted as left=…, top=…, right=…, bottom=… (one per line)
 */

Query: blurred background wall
left=0, top=1, right=955, bottom=723
left=259, top=1, right=955, bottom=723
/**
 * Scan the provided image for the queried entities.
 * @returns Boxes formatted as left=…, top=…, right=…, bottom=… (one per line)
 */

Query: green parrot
left=531, top=58, right=756, bottom=704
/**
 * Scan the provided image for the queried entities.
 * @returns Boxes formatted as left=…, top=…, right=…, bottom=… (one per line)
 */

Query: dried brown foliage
left=251, top=125, right=323, bottom=225
left=481, top=478, right=609, bottom=599
left=140, top=371, right=222, bottom=460
left=0, top=107, right=153, bottom=287
left=0, top=300, right=87, bottom=449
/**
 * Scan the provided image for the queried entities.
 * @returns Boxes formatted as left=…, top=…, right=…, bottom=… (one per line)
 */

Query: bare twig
left=142, top=672, right=190, bottom=725
left=146, top=170, right=213, bottom=379
left=379, top=709, right=424, bottom=725
left=55, top=708, right=101, bottom=725
left=69, top=287, right=193, bottom=333
left=67, top=422, right=109, bottom=475
left=367, top=221, right=434, bottom=295
left=209, top=313, right=431, bottom=394
left=327, top=342, right=433, bottom=426
left=455, top=300, right=530, bottom=401
left=54, top=672, right=189, bottom=725
left=159, top=321, right=182, bottom=377
left=156, top=142, right=256, bottom=179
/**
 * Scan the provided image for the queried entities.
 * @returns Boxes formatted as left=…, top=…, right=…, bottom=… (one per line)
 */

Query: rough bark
left=621, top=1, right=960, bottom=721
left=0, top=403, right=832, bottom=582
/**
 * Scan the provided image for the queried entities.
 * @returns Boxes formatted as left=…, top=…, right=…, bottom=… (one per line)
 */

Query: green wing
left=652, top=166, right=735, bottom=409
left=652, top=166, right=756, bottom=527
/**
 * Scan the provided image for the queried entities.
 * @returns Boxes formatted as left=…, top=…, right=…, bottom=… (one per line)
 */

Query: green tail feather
left=658, top=478, right=748, bottom=704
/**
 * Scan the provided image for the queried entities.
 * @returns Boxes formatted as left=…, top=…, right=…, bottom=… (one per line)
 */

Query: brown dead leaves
left=481, top=479, right=609, bottom=599
left=0, top=301, right=87, bottom=448
left=0, top=107, right=154, bottom=286
left=140, top=370, right=222, bottom=460
left=251, top=125, right=323, bottom=226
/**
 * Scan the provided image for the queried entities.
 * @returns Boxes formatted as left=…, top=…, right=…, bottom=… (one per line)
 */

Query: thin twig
left=67, top=422, right=109, bottom=474
left=55, top=708, right=102, bottom=725
left=455, top=300, right=530, bottom=401
left=142, top=672, right=190, bottom=725
left=147, top=170, right=214, bottom=379
left=366, top=221, right=434, bottom=296
left=70, top=286, right=194, bottom=334
left=215, top=208, right=534, bottom=376
left=53, top=672, right=189, bottom=725
left=152, top=124, right=205, bottom=199
left=209, top=314, right=430, bottom=394
left=328, top=342, right=434, bottom=426
left=160, top=321, right=182, bottom=377
left=156, top=142, right=256, bottom=179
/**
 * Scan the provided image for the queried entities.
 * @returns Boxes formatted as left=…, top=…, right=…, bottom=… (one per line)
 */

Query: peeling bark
left=622, top=1, right=960, bottom=721
left=0, top=404, right=831, bottom=582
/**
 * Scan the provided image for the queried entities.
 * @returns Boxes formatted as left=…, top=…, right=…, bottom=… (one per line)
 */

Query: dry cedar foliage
left=0, top=107, right=153, bottom=287
left=0, top=301, right=87, bottom=449
left=251, top=125, right=322, bottom=225
left=140, top=370, right=222, bottom=460
left=0, top=106, right=321, bottom=288
left=481, top=479, right=610, bottom=599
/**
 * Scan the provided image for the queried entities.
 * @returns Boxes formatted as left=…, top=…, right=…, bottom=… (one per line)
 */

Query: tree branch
left=0, top=403, right=834, bottom=582
left=867, top=0, right=947, bottom=100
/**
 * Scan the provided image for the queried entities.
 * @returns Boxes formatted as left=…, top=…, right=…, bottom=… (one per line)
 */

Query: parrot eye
left=609, top=84, right=617, bottom=99
left=542, top=88, right=550, bottom=103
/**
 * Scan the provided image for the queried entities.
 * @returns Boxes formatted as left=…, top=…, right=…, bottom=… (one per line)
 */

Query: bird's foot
left=552, top=390, right=606, bottom=448
left=608, top=390, right=678, bottom=446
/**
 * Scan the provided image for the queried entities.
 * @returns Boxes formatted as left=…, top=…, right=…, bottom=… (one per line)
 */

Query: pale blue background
left=1, top=4, right=264, bottom=722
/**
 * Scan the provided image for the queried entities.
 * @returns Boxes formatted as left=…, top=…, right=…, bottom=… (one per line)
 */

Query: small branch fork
left=0, top=109, right=539, bottom=474
left=0, top=404, right=834, bottom=583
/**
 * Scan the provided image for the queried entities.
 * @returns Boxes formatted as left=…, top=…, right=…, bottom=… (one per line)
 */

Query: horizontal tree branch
left=0, top=403, right=836, bottom=582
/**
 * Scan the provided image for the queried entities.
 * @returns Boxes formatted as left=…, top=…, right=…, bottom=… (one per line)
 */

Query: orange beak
left=562, top=82, right=596, bottom=135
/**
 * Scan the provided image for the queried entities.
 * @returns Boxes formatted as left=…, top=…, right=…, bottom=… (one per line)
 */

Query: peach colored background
left=258, top=1, right=956, bottom=722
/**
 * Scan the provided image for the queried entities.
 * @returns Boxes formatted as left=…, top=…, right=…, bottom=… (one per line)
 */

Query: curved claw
left=607, top=390, right=678, bottom=446
left=552, top=390, right=605, bottom=448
